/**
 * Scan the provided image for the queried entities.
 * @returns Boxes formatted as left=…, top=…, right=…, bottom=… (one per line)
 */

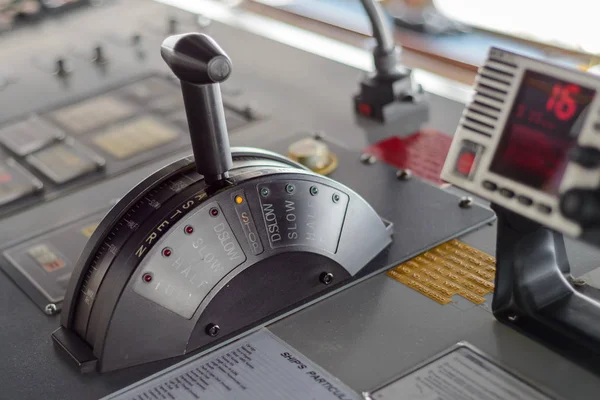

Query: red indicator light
left=457, top=152, right=475, bottom=175
left=358, top=103, right=372, bottom=117
left=184, top=225, right=194, bottom=235
left=142, top=273, right=153, bottom=283
left=210, top=208, right=219, bottom=217
left=162, top=247, right=172, bottom=257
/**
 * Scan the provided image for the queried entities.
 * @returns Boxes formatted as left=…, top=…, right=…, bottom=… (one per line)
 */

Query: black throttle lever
left=161, top=33, right=233, bottom=185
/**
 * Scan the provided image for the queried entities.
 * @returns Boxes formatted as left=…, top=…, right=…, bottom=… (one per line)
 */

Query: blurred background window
left=434, top=0, right=598, bottom=54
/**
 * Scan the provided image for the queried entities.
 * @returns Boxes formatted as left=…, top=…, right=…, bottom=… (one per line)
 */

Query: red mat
left=362, top=129, right=453, bottom=186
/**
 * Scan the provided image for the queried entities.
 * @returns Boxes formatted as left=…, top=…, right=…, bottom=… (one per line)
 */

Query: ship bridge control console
left=4, top=0, right=600, bottom=398
left=51, top=32, right=396, bottom=372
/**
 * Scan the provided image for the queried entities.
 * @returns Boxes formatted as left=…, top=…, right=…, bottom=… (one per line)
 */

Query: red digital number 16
left=546, top=83, right=580, bottom=121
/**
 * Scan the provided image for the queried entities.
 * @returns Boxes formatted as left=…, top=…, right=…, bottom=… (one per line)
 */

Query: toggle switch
left=92, top=45, right=108, bottom=65
left=54, top=57, right=72, bottom=77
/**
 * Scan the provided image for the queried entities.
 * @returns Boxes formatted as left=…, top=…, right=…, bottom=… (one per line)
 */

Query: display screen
left=490, top=70, right=595, bottom=194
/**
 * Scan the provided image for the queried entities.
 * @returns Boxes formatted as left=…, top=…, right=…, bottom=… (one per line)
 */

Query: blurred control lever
left=354, top=0, right=428, bottom=128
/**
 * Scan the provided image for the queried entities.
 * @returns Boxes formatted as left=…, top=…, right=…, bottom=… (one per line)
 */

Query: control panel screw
left=285, top=184, right=295, bottom=194
left=320, top=272, right=334, bottom=285
left=243, top=105, right=257, bottom=120
left=131, top=33, right=142, bottom=46
left=44, top=304, right=57, bottom=316
left=360, top=153, right=376, bottom=165
left=260, top=187, right=270, bottom=197
left=507, top=314, right=518, bottom=322
left=459, top=196, right=473, bottom=208
left=569, top=276, right=587, bottom=287
left=309, top=186, right=319, bottom=196
left=396, top=169, right=412, bottom=180
left=332, top=193, right=340, bottom=203
left=206, top=323, right=220, bottom=337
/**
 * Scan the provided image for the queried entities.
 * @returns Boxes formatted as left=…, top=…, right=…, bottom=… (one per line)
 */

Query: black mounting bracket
left=353, top=0, right=429, bottom=128
left=492, top=203, right=600, bottom=366
left=353, top=71, right=428, bottom=128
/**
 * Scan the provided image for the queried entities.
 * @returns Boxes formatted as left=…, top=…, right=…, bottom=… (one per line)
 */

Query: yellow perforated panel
left=387, top=240, right=495, bottom=305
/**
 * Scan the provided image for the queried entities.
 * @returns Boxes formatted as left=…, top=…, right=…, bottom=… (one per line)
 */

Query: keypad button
left=517, top=195, right=533, bottom=206
left=499, top=188, right=515, bottom=198
left=48, top=95, right=136, bottom=135
left=26, top=140, right=104, bottom=184
left=0, top=116, right=64, bottom=156
left=92, top=117, right=178, bottom=159
left=537, top=204, right=552, bottom=214
left=482, top=180, right=497, bottom=191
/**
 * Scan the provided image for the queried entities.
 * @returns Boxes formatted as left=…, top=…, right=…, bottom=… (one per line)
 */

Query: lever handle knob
left=161, top=33, right=232, bottom=85
left=161, top=33, right=233, bottom=185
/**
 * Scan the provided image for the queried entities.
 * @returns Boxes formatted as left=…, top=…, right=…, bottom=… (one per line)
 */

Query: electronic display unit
left=441, top=47, right=600, bottom=237
left=490, top=70, right=595, bottom=195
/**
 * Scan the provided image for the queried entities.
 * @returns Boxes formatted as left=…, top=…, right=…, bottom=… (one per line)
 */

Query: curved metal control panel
left=52, top=33, right=392, bottom=373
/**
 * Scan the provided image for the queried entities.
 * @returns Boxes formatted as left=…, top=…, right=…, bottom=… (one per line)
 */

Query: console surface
left=0, top=1, right=599, bottom=399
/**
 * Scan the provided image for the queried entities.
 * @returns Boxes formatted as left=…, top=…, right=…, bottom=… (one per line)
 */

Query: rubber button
left=499, top=188, right=514, bottom=198
left=537, top=204, right=552, bottom=214
left=482, top=180, right=497, bottom=191
left=517, top=195, right=533, bottom=206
